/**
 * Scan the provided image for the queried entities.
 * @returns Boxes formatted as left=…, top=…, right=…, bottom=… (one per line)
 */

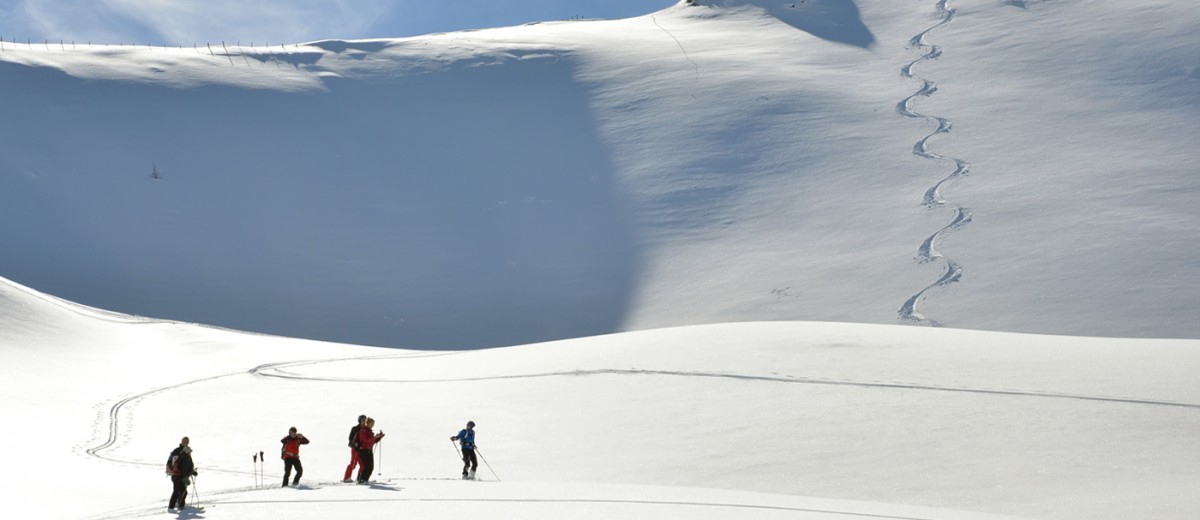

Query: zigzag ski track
left=897, top=0, right=973, bottom=327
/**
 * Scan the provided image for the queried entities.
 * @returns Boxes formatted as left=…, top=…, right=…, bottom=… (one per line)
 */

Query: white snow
left=3, top=275, right=1199, bottom=519
left=2, top=0, right=1199, bottom=518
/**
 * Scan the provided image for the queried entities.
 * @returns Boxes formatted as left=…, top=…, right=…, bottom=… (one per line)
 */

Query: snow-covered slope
left=3, top=276, right=1198, bottom=520
left=2, top=0, right=1198, bottom=347
left=3, top=2, right=1199, bottom=519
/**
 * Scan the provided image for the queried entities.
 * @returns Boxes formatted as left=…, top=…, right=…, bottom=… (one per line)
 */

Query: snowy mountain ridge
left=3, top=0, right=1199, bottom=347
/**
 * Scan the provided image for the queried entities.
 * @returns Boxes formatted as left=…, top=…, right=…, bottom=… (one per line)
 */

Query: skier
left=280, top=426, right=310, bottom=487
left=343, top=414, right=366, bottom=483
left=165, top=437, right=197, bottom=511
left=451, top=420, right=478, bottom=480
left=355, top=417, right=385, bottom=484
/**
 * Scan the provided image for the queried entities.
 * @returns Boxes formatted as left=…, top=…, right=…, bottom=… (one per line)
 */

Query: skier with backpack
left=280, top=427, right=310, bottom=487
left=343, top=414, right=366, bottom=482
left=451, top=421, right=478, bottom=480
left=165, top=437, right=197, bottom=511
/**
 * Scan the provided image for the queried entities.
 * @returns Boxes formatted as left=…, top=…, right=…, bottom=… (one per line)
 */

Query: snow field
left=4, top=279, right=1195, bottom=520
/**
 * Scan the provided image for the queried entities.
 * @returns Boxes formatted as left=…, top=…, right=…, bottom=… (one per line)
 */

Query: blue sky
left=0, top=0, right=677, bottom=46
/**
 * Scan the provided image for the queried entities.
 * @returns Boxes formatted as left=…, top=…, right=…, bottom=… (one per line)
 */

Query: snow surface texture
left=3, top=275, right=1198, bottom=519
left=2, top=0, right=1199, bottom=348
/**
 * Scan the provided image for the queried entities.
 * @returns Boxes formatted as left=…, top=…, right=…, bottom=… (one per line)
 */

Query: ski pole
left=451, top=440, right=466, bottom=480
left=259, top=451, right=265, bottom=488
left=475, top=448, right=500, bottom=482
left=451, top=439, right=462, bottom=477
left=252, top=453, right=258, bottom=488
left=378, top=441, right=383, bottom=476
left=191, top=475, right=200, bottom=509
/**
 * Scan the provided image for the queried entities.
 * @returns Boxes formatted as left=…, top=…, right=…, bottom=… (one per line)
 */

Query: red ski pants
left=343, top=448, right=361, bottom=481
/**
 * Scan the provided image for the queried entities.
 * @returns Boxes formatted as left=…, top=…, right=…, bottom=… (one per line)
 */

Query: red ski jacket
left=280, top=434, right=309, bottom=459
left=357, top=426, right=384, bottom=449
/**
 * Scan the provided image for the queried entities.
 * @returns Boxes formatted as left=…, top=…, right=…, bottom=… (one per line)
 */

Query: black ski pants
left=283, top=457, right=303, bottom=486
left=461, top=448, right=478, bottom=476
left=169, top=475, right=189, bottom=509
left=356, top=448, right=375, bottom=483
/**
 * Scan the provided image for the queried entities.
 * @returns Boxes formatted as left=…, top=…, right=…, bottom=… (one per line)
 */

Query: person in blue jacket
left=450, top=420, right=478, bottom=480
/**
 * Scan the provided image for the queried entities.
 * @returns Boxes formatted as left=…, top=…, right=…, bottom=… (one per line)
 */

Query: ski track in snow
left=83, top=354, right=1200, bottom=473
left=79, top=353, right=462, bottom=472
left=651, top=13, right=700, bottom=82
left=84, top=370, right=247, bottom=465
left=251, top=360, right=1200, bottom=410
left=897, top=0, right=972, bottom=326
left=81, top=350, right=1200, bottom=517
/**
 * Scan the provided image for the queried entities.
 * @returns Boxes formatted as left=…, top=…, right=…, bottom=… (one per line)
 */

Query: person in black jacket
left=343, top=415, right=366, bottom=483
left=166, top=437, right=197, bottom=511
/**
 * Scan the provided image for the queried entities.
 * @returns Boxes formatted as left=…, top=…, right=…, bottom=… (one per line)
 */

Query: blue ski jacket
left=454, top=428, right=476, bottom=450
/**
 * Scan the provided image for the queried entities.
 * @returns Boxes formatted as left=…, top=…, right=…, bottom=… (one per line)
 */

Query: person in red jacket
left=355, top=417, right=385, bottom=484
left=280, top=427, right=310, bottom=487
